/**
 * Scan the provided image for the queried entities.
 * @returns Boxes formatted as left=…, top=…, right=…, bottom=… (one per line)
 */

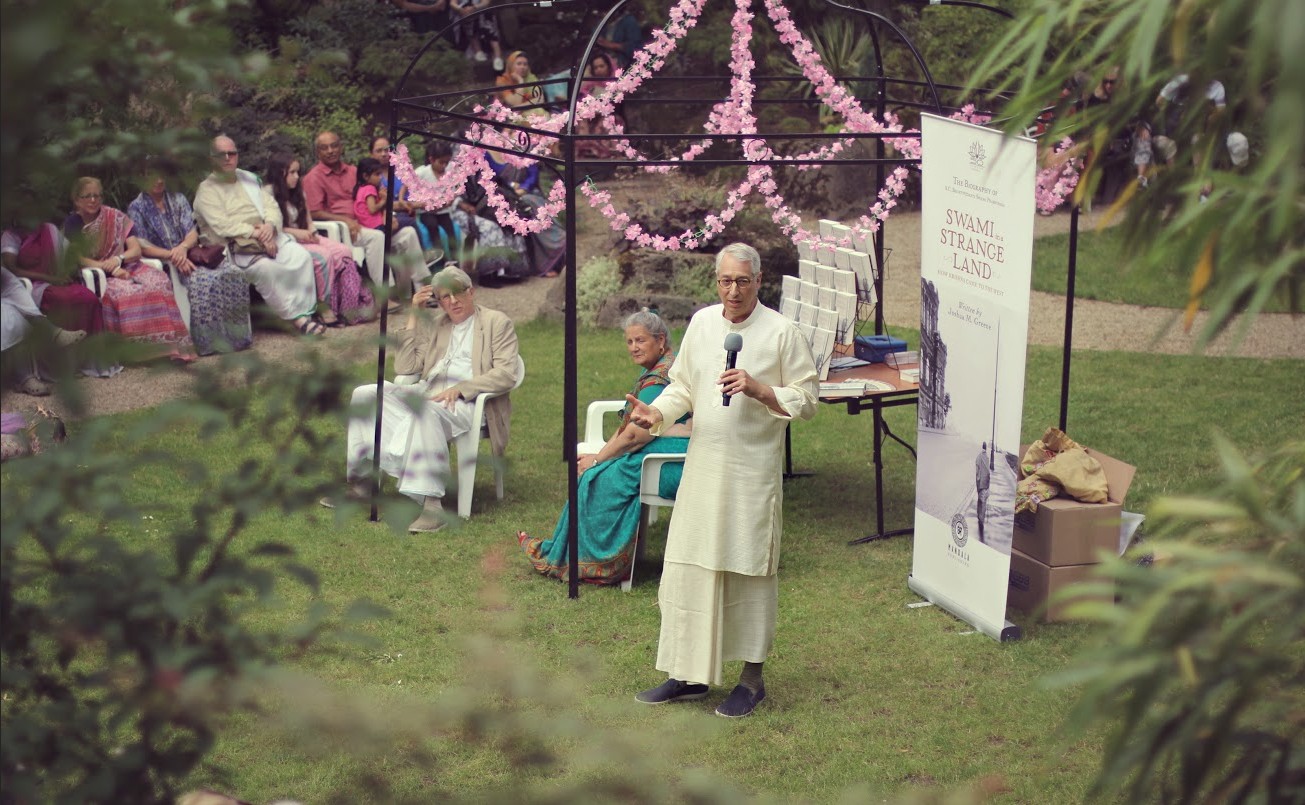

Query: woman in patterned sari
left=519, top=309, right=691, bottom=585
left=127, top=172, right=253, bottom=355
left=64, top=177, right=195, bottom=361
left=266, top=154, right=375, bottom=325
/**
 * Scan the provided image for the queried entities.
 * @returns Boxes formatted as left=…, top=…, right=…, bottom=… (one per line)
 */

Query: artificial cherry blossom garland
left=1035, top=138, right=1081, bottom=213
left=391, top=0, right=1077, bottom=253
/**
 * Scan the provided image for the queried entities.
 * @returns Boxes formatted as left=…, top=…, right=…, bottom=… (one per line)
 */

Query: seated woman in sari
left=519, top=309, right=691, bottom=585
left=64, top=177, right=195, bottom=361
left=126, top=169, right=253, bottom=355
left=495, top=51, right=548, bottom=120
left=1, top=217, right=103, bottom=340
left=575, top=52, right=624, bottom=160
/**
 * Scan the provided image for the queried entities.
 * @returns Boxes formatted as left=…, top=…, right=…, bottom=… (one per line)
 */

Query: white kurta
left=651, top=302, right=819, bottom=577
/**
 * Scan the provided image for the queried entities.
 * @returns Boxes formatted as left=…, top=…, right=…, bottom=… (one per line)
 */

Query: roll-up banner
left=909, top=114, right=1036, bottom=642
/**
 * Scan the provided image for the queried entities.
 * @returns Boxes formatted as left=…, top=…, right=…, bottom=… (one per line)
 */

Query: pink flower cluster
left=1035, top=138, right=1081, bottom=214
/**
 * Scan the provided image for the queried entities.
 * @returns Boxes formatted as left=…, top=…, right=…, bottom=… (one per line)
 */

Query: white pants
left=357, top=226, right=430, bottom=290
left=236, top=236, right=317, bottom=321
left=1, top=267, right=42, bottom=352
left=346, top=381, right=472, bottom=500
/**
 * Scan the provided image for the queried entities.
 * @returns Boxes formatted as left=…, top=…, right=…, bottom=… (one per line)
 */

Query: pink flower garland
left=390, top=0, right=1066, bottom=254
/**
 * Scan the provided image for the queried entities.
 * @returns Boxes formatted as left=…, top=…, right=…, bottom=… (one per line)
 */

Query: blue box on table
left=854, top=335, right=908, bottom=363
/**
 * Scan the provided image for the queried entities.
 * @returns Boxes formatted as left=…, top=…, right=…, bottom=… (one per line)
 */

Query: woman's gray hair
left=622, top=307, right=671, bottom=346
left=431, top=265, right=473, bottom=293
left=715, top=242, right=761, bottom=276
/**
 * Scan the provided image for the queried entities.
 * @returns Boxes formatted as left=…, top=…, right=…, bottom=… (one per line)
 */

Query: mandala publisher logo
left=968, top=141, right=987, bottom=170
left=950, top=513, right=969, bottom=548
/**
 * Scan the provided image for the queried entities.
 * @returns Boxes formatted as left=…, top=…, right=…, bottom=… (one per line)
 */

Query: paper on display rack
left=817, top=286, right=836, bottom=312
left=801, top=279, right=820, bottom=303
left=852, top=229, right=874, bottom=254
left=811, top=326, right=836, bottom=380
left=798, top=321, right=816, bottom=350
left=816, top=244, right=837, bottom=267
left=818, top=219, right=839, bottom=239
left=850, top=252, right=877, bottom=301
left=835, top=247, right=857, bottom=270
left=799, top=300, right=819, bottom=326
left=781, top=274, right=800, bottom=303
left=832, top=269, right=856, bottom=296
left=798, top=259, right=818, bottom=287
left=780, top=297, right=799, bottom=321
left=796, top=240, right=815, bottom=261
left=835, top=289, right=857, bottom=344
left=815, top=263, right=836, bottom=290
left=815, top=307, right=838, bottom=335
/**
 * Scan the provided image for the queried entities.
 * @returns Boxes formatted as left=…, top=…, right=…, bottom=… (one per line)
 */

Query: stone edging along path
left=2, top=208, right=1300, bottom=421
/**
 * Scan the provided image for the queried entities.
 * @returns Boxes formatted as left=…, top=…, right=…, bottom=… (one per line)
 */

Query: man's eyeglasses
left=436, top=288, right=472, bottom=302
left=717, top=277, right=754, bottom=289
left=212, top=150, right=239, bottom=158
left=77, top=193, right=102, bottom=201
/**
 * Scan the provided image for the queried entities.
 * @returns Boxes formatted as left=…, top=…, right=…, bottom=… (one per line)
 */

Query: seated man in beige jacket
left=327, top=265, right=520, bottom=532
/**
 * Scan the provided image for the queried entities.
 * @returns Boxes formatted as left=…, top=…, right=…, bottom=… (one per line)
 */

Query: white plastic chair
left=312, top=220, right=367, bottom=270
left=580, top=400, right=685, bottom=592
left=141, top=257, right=191, bottom=332
left=395, top=354, right=525, bottom=519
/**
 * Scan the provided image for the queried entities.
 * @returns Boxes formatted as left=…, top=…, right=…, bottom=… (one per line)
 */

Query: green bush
left=575, top=254, right=622, bottom=325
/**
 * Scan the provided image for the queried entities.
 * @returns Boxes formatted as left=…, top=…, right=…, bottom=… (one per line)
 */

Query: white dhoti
left=237, top=235, right=318, bottom=321
left=346, top=381, right=472, bottom=500
left=655, top=562, right=778, bottom=687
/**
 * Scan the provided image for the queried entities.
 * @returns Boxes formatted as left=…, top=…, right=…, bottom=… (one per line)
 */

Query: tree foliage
left=0, top=0, right=254, bottom=222
left=968, top=0, right=1303, bottom=346
left=1049, top=438, right=1305, bottom=803
left=0, top=350, right=378, bottom=802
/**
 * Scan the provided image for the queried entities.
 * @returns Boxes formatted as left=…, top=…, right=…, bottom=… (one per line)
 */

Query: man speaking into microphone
left=625, top=242, right=818, bottom=718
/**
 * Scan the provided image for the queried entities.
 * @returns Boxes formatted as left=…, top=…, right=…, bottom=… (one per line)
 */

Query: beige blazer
left=394, top=305, right=519, bottom=456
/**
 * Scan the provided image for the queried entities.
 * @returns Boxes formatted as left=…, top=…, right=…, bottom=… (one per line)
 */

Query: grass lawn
left=1032, top=225, right=1294, bottom=313
left=22, top=319, right=1304, bottom=803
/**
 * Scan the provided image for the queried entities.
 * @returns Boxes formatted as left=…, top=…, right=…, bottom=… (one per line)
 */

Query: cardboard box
left=1012, top=446, right=1136, bottom=567
left=1007, top=548, right=1112, bottom=622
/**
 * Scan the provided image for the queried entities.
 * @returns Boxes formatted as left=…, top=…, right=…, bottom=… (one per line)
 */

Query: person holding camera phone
left=326, top=266, right=519, bottom=533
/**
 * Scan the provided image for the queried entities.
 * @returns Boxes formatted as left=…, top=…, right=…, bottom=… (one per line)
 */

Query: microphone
left=722, top=333, right=743, bottom=406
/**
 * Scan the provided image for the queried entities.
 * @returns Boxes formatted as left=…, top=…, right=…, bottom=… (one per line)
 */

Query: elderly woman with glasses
left=64, top=176, right=195, bottom=361
left=519, top=308, right=692, bottom=586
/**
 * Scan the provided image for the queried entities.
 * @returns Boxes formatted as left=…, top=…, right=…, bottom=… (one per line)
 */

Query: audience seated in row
left=302, top=131, right=430, bottom=309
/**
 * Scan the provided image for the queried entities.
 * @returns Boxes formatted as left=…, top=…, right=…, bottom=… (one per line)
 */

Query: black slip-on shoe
left=634, top=678, right=709, bottom=705
left=714, top=684, right=766, bottom=718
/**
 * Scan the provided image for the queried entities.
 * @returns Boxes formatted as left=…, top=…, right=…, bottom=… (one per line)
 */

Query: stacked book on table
left=819, top=378, right=896, bottom=397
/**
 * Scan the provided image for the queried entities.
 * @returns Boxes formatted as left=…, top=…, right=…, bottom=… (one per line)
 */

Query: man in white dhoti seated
left=193, top=135, right=325, bottom=336
left=624, top=242, right=818, bottom=718
left=325, top=266, right=519, bottom=533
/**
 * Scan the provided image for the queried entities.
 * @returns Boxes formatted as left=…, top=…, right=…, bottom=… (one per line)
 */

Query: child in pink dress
left=353, top=158, right=389, bottom=230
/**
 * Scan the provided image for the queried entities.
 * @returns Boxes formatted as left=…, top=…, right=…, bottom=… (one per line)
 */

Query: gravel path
left=4, top=206, right=1299, bottom=422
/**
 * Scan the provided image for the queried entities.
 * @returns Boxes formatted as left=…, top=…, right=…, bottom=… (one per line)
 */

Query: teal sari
left=520, top=355, right=688, bottom=585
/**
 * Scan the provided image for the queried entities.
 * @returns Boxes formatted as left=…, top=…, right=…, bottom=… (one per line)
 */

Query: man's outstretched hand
left=624, top=394, right=663, bottom=429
